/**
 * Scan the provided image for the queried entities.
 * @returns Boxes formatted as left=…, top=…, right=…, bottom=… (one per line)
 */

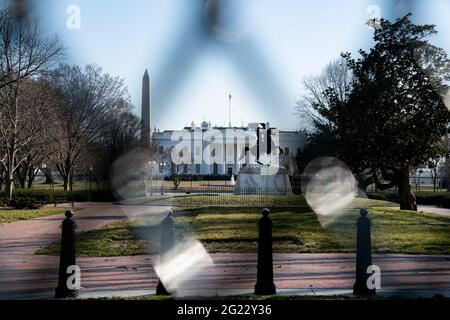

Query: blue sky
left=14, top=0, right=450, bottom=130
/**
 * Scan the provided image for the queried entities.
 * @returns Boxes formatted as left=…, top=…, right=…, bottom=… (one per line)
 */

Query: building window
left=297, top=148, right=301, bottom=156
left=159, top=146, right=164, bottom=155
left=195, top=164, right=201, bottom=174
left=227, top=167, right=233, bottom=176
left=285, top=147, right=290, bottom=156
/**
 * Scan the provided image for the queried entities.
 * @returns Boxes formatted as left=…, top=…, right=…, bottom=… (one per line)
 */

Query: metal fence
left=368, top=176, right=450, bottom=193
left=138, top=185, right=308, bottom=208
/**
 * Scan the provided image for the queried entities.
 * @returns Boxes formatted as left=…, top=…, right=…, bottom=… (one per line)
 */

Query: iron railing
left=139, top=185, right=308, bottom=208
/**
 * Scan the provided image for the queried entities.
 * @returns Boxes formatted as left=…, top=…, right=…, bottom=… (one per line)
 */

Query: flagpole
left=228, top=94, right=232, bottom=128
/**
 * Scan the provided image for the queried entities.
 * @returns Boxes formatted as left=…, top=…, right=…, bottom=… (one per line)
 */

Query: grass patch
left=194, top=206, right=450, bottom=254
left=94, top=294, right=449, bottom=301
left=36, top=198, right=450, bottom=256
left=0, top=207, right=66, bottom=223
left=133, top=194, right=397, bottom=209
left=35, top=220, right=148, bottom=257
left=368, top=207, right=450, bottom=254
left=177, top=207, right=327, bottom=253
left=140, top=194, right=308, bottom=208
left=31, top=181, right=110, bottom=191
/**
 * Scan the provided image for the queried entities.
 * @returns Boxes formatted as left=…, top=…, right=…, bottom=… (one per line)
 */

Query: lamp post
left=89, top=166, right=93, bottom=194
left=149, top=160, right=156, bottom=196
left=160, top=162, right=167, bottom=195
left=418, top=169, right=423, bottom=192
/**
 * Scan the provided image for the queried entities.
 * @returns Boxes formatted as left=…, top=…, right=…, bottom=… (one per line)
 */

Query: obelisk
left=141, top=69, right=151, bottom=145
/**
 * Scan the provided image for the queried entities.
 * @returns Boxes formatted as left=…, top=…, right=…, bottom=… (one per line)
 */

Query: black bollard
left=55, top=210, right=79, bottom=298
left=156, top=209, right=176, bottom=295
left=353, top=208, right=376, bottom=296
left=254, top=208, right=276, bottom=295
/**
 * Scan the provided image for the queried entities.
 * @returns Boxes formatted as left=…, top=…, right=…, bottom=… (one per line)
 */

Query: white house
left=151, top=121, right=307, bottom=176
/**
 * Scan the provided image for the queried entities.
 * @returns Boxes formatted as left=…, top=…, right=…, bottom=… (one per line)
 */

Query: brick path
left=0, top=203, right=449, bottom=299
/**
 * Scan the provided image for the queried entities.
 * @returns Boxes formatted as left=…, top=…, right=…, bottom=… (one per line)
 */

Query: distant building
left=410, top=166, right=446, bottom=188
left=151, top=121, right=307, bottom=176
left=140, top=69, right=307, bottom=176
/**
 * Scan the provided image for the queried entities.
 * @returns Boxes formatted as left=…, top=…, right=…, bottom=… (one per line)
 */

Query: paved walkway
left=417, top=205, right=450, bottom=217
left=0, top=203, right=449, bottom=299
left=381, top=205, right=450, bottom=217
left=0, top=202, right=163, bottom=299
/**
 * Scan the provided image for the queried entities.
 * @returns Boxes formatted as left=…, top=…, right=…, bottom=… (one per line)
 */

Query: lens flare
left=109, top=149, right=153, bottom=201
left=302, top=157, right=358, bottom=227
left=154, top=240, right=214, bottom=294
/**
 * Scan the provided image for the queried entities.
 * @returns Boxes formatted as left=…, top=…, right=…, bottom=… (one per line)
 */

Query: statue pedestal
left=234, top=165, right=292, bottom=195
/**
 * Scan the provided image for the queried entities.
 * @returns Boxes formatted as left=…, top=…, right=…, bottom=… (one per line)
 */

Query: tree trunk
left=5, top=174, right=14, bottom=201
left=0, top=170, right=3, bottom=190
left=43, top=169, right=54, bottom=184
left=17, top=169, right=27, bottom=189
left=27, top=177, right=33, bottom=189
left=63, top=175, right=69, bottom=191
left=60, top=161, right=73, bottom=191
left=69, top=172, right=74, bottom=191
left=357, top=174, right=373, bottom=193
left=398, top=165, right=417, bottom=211
left=27, top=167, right=36, bottom=189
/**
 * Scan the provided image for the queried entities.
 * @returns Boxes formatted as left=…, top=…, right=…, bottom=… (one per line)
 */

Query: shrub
left=1, top=188, right=116, bottom=209
left=0, top=195, right=6, bottom=207
left=439, top=196, right=450, bottom=209
left=368, top=191, right=450, bottom=207
left=367, top=193, right=388, bottom=201
left=414, top=192, right=447, bottom=206
left=9, top=197, right=42, bottom=209
left=367, top=192, right=399, bottom=203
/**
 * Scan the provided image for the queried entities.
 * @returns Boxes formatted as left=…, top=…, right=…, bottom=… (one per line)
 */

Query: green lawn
left=132, top=194, right=397, bottom=208
left=138, top=194, right=308, bottom=208
left=31, top=180, right=109, bottom=191
left=0, top=208, right=66, bottom=223
left=174, top=206, right=450, bottom=254
left=36, top=220, right=147, bottom=256
left=36, top=200, right=450, bottom=256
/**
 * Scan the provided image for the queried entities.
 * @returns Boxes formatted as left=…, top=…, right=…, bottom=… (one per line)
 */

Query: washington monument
left=141, top=69, right=151, bottom=144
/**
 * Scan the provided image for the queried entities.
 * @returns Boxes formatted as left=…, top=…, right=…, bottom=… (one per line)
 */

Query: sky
left=6, top=0, right=450, bottom=131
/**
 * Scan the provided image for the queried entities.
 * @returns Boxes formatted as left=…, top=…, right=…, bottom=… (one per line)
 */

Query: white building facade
left=151, top=121, right=307, bottom=176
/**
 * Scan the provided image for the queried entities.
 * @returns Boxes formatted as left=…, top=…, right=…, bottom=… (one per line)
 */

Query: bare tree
left=169, top=162, right=187, bottom=190
left=0, top=9, right=64, bottom=199
left=0, top=8, right=64, bottom=90
left=102, top=109, right=141, bottom=166
left=15, top=131, right=60, bottom=189
left=279, top=151, right=298, bottom=176
left=295, top=57, right=352, bottom=129
left=47, top=64, right=131, bottom=191
left=0, top=77, right=62, bottom=198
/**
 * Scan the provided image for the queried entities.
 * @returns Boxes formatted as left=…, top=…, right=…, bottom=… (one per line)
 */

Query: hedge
left=0, top=189, right=116, bottom=209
